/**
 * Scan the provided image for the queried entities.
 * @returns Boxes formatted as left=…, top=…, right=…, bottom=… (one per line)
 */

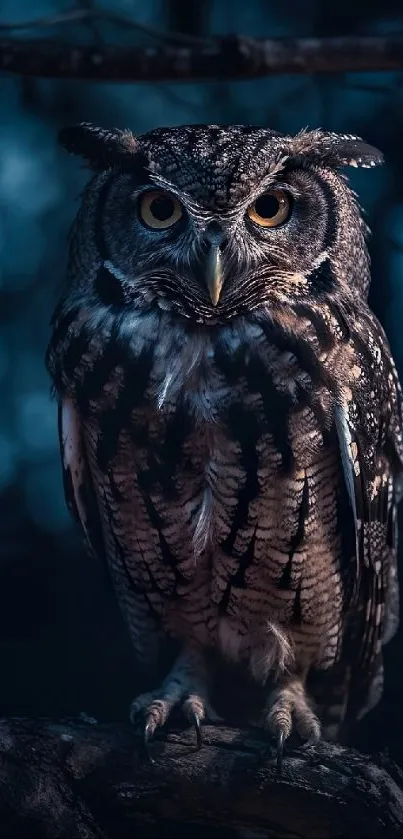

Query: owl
left=46, top=122, right=403, bottom=769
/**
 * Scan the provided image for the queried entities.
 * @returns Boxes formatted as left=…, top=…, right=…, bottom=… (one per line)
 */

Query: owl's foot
left=264, top=678, right=321, bottom=773
left=132, top=690, right=205, bottom=759
left=130, top=647, right=211, bottom=759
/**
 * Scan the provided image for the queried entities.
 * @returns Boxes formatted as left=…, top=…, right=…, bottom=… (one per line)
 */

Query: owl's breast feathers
left=47, top=296, right=403, bottom=721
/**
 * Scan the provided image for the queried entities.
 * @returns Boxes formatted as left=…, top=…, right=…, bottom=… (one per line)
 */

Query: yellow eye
left=139, top=190, right=183, bottom=230
left=247, top=190, right=291, bottom=228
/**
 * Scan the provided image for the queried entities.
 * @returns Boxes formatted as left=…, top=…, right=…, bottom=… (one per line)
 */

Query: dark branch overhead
left=1, top=34, right=403, bottom=81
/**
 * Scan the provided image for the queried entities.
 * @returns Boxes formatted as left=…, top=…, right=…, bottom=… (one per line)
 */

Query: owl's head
left=60, top=122, right=383, bottom=324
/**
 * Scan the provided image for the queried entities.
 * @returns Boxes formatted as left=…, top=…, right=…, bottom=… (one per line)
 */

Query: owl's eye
left=139, top=190, right=183, bottom=230
left=247, top=190, right=291, bottom=228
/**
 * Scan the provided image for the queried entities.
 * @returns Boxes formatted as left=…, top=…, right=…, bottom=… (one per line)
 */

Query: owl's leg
left=130, top=646, right=213, bottom=757
left=264, top=675, right=321, bottom=772
left=308, top=663, right=351, bottom=743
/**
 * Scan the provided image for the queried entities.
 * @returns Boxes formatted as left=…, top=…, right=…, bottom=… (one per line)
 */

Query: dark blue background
left=1, top=0, right=403, bottom=762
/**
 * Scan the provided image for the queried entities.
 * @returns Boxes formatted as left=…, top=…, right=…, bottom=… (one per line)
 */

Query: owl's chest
left=90, top=320, right=334, bottom=496
left=98, top=345, right=330, bottom=572
left=83, top=327, right=343, bottom=647
left=88, top=361, right=343, bottom=651
left=134, top=326, right=332, bottom=484
left=81, top=313, right=339, bottom=549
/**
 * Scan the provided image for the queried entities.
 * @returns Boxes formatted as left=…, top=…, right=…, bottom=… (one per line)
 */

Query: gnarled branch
left=1, top=34, right=403, bottom=81
left=0, top=717, right=403, bottom=837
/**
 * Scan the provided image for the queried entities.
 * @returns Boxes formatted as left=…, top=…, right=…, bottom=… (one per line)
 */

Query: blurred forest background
left=1, top=0, right=403, bottom=765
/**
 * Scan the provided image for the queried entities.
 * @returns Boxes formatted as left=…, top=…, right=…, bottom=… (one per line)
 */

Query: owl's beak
left=202, top=223, right=227, bottom=306
left=205, top=247, right=224, bottom=307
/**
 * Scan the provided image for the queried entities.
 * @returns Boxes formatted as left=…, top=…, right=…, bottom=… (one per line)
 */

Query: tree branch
left=1, top=34, right=403, bottom=81
left=1, top=717, right=403, bottom=838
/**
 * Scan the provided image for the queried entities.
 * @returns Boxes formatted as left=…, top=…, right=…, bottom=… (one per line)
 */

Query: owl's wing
left=335, top=316, right=403, bottom=724
left=58, top=396, right=163, bottom=670
left=58, top=397, right=106, bottom=562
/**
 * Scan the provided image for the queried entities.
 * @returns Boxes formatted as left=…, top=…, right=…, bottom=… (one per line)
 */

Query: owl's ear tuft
left=320, top=133, right=384, bottom=169
left=289, top=129, right=384, bottom=170
left=58, top=122, right=139, bottom=170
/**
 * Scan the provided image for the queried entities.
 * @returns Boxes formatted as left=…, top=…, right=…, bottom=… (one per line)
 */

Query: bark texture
left=1, top=717, right=403, bottom=838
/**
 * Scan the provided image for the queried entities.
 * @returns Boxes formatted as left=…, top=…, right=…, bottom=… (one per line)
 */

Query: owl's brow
left=241, top=175, right=301, bottom=206
left=143, top=171, right=209, bottom=214
left=144, top=169, right=302, bottom=219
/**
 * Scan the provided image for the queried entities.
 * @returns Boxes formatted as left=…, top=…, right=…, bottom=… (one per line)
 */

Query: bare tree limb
left=1, top=34, right=403, bottom=81
left=1, top=717, right=403, bottom=838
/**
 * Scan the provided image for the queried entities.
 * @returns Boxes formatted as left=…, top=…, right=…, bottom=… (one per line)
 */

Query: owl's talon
left=265, top=676, right=321, bottom=770
left=276, top=729, right=285, bottom=774
left=190, top=711, right=202, bottom=750
left=142, top=721, right=156, bottom=763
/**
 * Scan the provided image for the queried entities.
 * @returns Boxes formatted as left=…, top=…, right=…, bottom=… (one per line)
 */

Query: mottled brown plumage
left=46, top=122, right=403, bottom=764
